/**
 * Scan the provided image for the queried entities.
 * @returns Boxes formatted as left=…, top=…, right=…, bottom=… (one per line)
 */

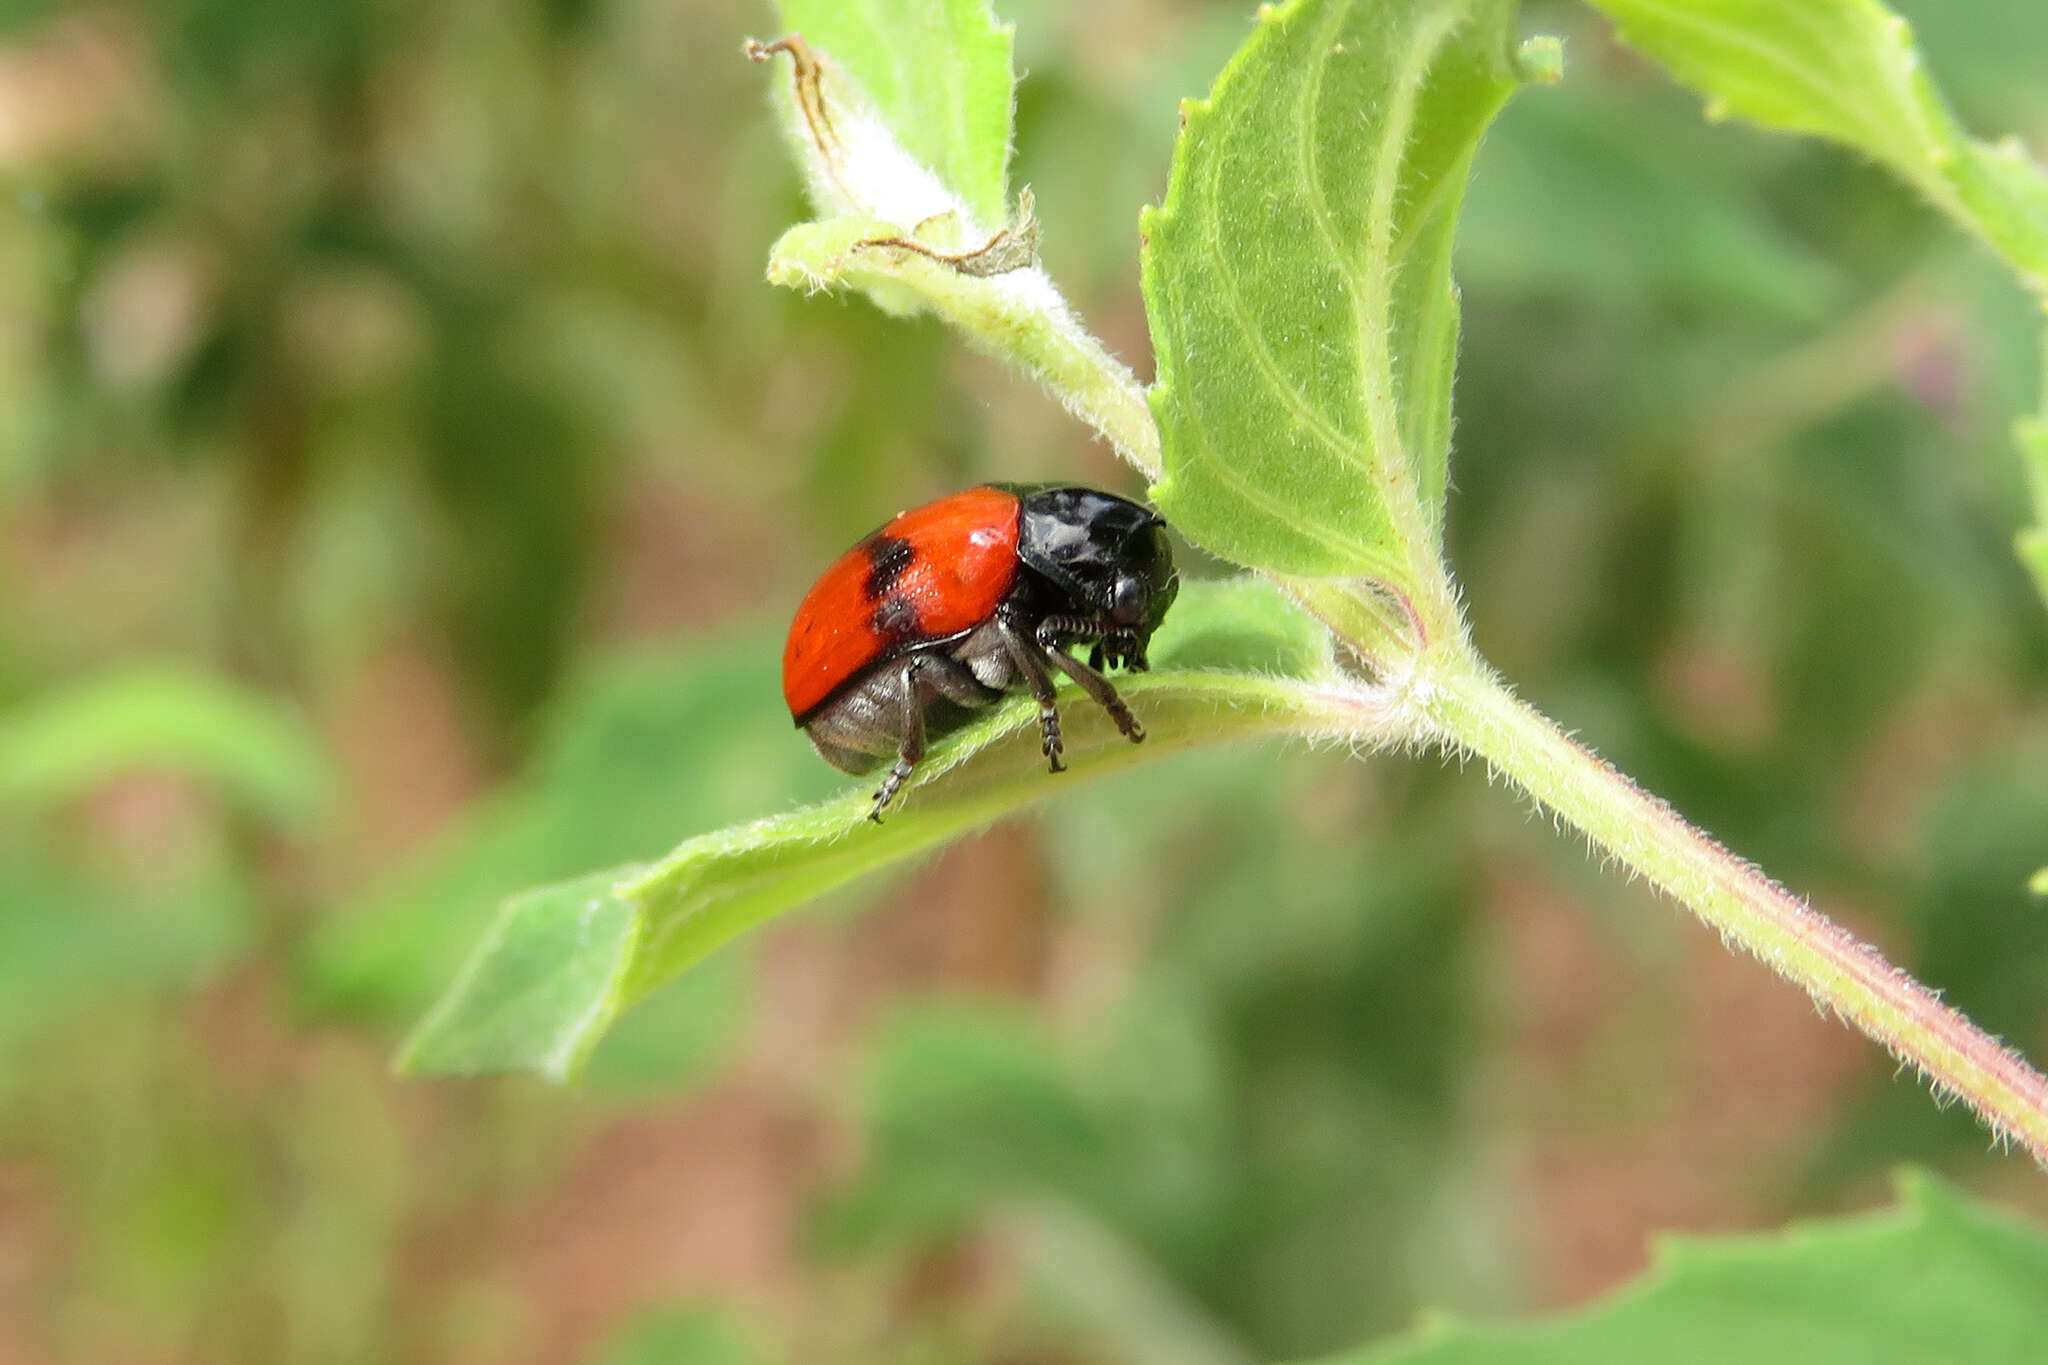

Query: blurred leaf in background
left=825, top=747, right=1488, bottom=1359
left=592, top=1307, right=761, bottom=1365
left=0, top=662, right=329, bottom=823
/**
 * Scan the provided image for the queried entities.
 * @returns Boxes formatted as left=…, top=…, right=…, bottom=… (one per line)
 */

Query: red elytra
left=781, top=485, right=1022, bottom=721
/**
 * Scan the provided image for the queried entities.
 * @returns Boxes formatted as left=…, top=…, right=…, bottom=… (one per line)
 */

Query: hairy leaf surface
left=1143, top=0, right=1537, bottom=580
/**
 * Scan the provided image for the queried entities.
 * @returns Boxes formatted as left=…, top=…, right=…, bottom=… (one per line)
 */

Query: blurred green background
left=1, top=0, right=2045, bottom=1361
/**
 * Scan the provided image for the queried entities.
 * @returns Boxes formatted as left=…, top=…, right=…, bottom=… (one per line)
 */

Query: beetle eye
left=1109, top=575, right=1147, bottom=626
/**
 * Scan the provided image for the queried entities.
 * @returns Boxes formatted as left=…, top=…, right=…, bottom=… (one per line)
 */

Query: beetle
left=783, top=484, right=1180, bottom=822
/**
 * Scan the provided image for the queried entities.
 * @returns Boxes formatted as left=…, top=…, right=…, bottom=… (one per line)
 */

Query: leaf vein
left=1190, top=72, right=1373, bottom=468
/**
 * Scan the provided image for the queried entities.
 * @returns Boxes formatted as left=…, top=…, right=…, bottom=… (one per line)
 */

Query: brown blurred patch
left=0, top=10, right=154, bottom=172
left=1, top=475, right=231, bottom=668
left=1481, top=855, right=1868, bottom=1307
left=511, top=1085, right=811, bottom=1365
left=317, top=636, right=490, bottom=894
left=0, top=1161, right=56, bottom=1365
left=850, top=823, right=1052, bottom=1000
left=1839, top=665, right=2016, bottom=869
left=585, top=462, right=792, bottom=647
left=1653, top=632, right=1776, bottom=756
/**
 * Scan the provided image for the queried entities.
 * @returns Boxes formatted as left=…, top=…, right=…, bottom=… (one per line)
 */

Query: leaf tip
left=1137, top=202, right=1165, bottom=243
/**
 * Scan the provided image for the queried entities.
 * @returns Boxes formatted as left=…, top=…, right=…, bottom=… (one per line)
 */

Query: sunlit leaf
left=1143, top=0, right=1545, bottom=580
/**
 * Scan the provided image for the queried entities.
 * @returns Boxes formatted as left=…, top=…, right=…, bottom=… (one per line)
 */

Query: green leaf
left=1321, top=1170, right=2048, bottom=1364
left=1584, top=0, right=2048, bottom=295
left=771, top=0, right=1016, bottom=230
left=753, top=32, right=1158, bottom=473
left=400, top=580, right=1370, bottom=1081
left=1142, top=0, right=1543, bottom=582
left=0, top=664, right=330, bottom=829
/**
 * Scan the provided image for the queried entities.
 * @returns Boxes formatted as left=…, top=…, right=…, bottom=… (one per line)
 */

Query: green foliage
left=7, top=0, right=2047, bottom=1357
left=771, top=0, right=1016, bottom=229
left=0, top=855, right=248, bottom=1089
left=401, top=580, right=1345, bottom=1080
left=1585, top=0, right=2048, bottom=609
left=830, top=772, right=1479, bottom=1355
left=1455, top=81, right=1839, bottom=321
left=1586, top=0, right=2048, bottom=293
left=1322, top=1171, right=2048, bottom=1364
left=754, top=9, right=1158, bottom=471
left=0, top=664, right=330, bottom=827
left=1141, top=0, right=1542, bottom=582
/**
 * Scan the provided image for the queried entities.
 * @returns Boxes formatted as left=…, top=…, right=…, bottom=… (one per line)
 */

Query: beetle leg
left=1035, top=621, right=1145, bottom=744
left=999, top=620, right=1066, bottom=772
left=871, top=656, right=935, bottom=823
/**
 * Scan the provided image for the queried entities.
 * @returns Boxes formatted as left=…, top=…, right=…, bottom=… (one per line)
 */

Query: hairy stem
left=1418, top=648, right=2048, bottom=1163
left=913, top=155, right=2048, bottom=1168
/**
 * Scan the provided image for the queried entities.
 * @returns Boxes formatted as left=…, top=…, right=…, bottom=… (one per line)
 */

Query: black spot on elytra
left=864, top=535, right=915, bottom=599
left=871, top=594, right=921, bottom=639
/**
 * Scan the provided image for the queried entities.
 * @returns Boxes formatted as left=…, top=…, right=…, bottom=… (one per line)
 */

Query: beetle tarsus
left=1042, top=707, right=1066, bottom=771
left=870, top=756, right=914, bottom=821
